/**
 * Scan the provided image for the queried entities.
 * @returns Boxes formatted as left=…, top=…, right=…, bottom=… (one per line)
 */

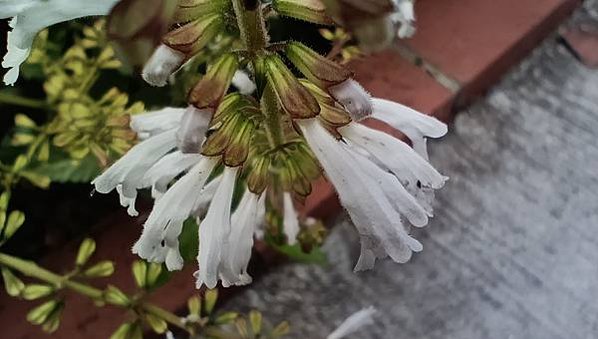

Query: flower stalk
left=0, top=252, right=187, bottom=331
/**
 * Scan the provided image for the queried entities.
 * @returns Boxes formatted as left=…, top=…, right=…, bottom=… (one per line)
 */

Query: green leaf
left=180, top=218, right=199, bottom=263
left=83, top=261, right=115, bottom=278
left=270, top=242, right=328, bottom=265
left=22, top=284, right=54, bottom=300
left=76, top=238, right=96, bottom=266
left=131, top=260, right=147, bottom=288
left=31, top=155, right=100, bottom=184
left=3, top=210, right=25, bottom=240
left=1, top=267, right=25, bottom=297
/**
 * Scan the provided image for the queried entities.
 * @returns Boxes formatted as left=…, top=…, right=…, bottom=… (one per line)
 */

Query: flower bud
left=162, top=14, right=223, bottom=58
left=142, top=44, right=185, bottom=87
left=285, top=41, right=353, bottom=89
left=177, top=106, right=212, bottom=154
left=272, top=0, right=333, bottom=25
left=264, top=55, right=320, bottom=119
left=188, top=53, right=239, bottom=109
left=329, top=79, right=372, bottom=121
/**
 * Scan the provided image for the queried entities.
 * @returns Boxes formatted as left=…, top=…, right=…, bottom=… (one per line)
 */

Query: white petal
left=371, top=98, right=447, bottom=158
left=142, top=151, right=202, bottom=198
left=220, top=190, right=261, bottom=287
left=130, top=107, right=185, bottom=139
left=195, top=166, right=238, bottom=289
left=0, top=1, right=36, bottom=19
left=132, top=157, right=218, bottom=270
left=2, top=0, right=119, bottom=85
left=193, top=176, right=222, bottom=217
left=341, top=123, right=447, bottom=190
left=231, top=70, right=257, bottom=95
left=299, top=119, right=421, bottom=269
left=327, top=307, right=378, bottom=339
left=142, top=44, right=185, bottom=87
left=283, top=192, right=300, bottom=245
left=92, top=129, right=177, bottom=215
left=329, top=79, right=373, bottom=121
left=177, top=106, right=212, bottom=154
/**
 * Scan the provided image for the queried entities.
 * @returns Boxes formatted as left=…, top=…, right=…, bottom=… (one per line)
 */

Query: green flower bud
left=273, top=0, right=333, bottom=25
left=83, top=261, right=115, bottom=278
left=104, top=285, right=130, bottom=306
left=27, top=300, right=60, bottom=325
left=22, top=284, right=54, bottom=301
left=264, top=55, right=320, bottom=119
left=131, top=260, right=147, bottom=288
left=285, top=41, right=353, bottom=89
left=76, top=238, right=96, bottom=267
left=1, top=267, right=24, bottom=297
left=188, top=53, right=239, bottom=109
left=173, top=0, right=230, bottom=24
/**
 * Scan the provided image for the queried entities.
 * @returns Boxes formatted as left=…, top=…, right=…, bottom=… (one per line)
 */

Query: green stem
left=231, top=0, right=267, bottom=53
left=0, top=253, right=187, bottom=331
left=261, top=85, right=284, bottom=147
left=0, top=92, right=48, bottom=110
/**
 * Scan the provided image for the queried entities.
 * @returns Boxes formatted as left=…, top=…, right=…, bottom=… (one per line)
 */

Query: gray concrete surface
left=224, top=3, right=598, bottom=338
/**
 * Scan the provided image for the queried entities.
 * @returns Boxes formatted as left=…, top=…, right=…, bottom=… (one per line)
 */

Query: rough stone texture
left=223, top=4, right=598, bottom=339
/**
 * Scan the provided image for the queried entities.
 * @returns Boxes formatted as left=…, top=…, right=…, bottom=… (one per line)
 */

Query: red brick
left=405, top=0, right=580, bottom=107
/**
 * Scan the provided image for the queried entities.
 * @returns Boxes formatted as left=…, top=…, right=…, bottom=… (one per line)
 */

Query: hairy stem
left=0, top=253, right=187, bottom=331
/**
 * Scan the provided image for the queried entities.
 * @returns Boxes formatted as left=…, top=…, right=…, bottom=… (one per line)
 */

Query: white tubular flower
left=92, top=129, right=178, bottom=217
left=219, top=190, right=264, bottom=287
left=231, top=70, right=257, bottom=95
left=283, top=192, right=300, bottom=245
left=329, top=79, right=373, bottom=121
left=1, top=0, right=119, bottom=85
left=327, top=306, right=378, bottom=339
left=142, top=44, right=185, bottom=87
left=131, top=107, right=185, bottom=140
left=195, top=167, right=239, bottom=289
left=176, top=106, right=212, bottom=154
left=371, top=98, right=447, bottom=159
left=391, top=0, right=416, bottom=38
left=299, top=118, right=445, bottom=270
left=133, top=157, right=219, bottom=271
left=193, top=176, right=222, bottom=217
left=142, top=151, right=202, bottom=198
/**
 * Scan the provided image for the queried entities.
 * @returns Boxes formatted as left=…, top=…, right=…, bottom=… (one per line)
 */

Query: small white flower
left=142, top=44, right=186, bottom=87
left=231, top=70, right=257, bottom=95
left=283, top=192, right=300, bottom=245
left=1, top=0, right=119, bottom=85
left=299, top=109, right=447, bottom=270
left=219, top=190, right=265, bottom=287
left=327, top=306, right=378, bottom=339
left=329, top=79, right=372, bottom=121
left=176, top=106, right=213, bottom=154
left=195, top=166, right=239, bottom=289
left=391, top=0, right=416, bottom=38
left=92, top=129, right=178, bottom=216
left=133, top=156, right=219, bottom=271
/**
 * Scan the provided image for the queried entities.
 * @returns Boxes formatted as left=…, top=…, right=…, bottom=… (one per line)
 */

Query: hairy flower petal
left=283, top=192, right=300, bottom=245
left=130, top=107, right=185, bottom=140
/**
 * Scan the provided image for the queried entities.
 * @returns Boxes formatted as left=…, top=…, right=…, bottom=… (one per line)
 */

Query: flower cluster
left=89, top=0, right=446, bottom=289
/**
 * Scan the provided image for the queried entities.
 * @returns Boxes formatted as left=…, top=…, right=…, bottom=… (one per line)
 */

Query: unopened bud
left=273, top=0, right=333, bottom=25
left=142, top=44, right=185, bottom=87
left=329, top=79, right=372, bottom=121
left=232, top=70, right=257, bottom=95
left=177, top=106, right=212, bottom=154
